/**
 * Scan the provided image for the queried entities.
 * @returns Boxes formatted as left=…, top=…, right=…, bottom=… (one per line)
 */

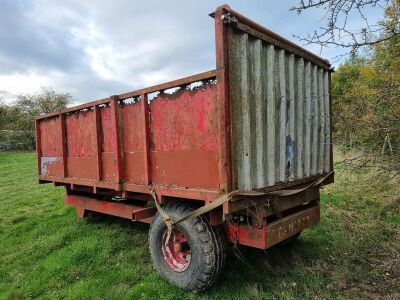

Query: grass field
left=0, top=152, right=399, bottom=299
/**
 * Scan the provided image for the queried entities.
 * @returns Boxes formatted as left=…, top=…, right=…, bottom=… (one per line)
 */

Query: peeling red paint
left=37, top=81, right=219, bottom=190
left=150, top=85, right=219, bottom=152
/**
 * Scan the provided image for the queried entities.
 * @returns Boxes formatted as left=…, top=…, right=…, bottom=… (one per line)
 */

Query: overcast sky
left=0, top=0, right=384, bottom=104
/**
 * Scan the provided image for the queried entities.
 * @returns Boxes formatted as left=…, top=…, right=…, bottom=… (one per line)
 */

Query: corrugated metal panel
left=295, top=58, right=304, bottom=179
left=304, top=60, right=312, bottom=178
left=264, top=44, right=275, bottom=187
left=324, top=71, right=331, bottom=172
left=230, top=29, right=331, bottom=190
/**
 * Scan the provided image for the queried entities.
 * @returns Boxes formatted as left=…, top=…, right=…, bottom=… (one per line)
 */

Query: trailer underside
left=65, top=181, right=322, bottom=249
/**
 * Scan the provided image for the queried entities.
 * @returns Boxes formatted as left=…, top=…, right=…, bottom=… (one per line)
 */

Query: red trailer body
left=36, top=72, right=222, bottom=201
left=36, top=5, right=334, bottom=291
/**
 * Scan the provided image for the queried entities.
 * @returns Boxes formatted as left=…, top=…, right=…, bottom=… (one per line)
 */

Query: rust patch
left=101, top=152, right=118, bottom=181
left=66, top=109, right=96, bottom=157
left=39, top=116, right=62, bottom=157
left=266, top=205, right=320, bottom=247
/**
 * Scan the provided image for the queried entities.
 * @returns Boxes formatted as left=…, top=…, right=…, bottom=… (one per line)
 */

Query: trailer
left=35, top=5, right=334, bottom=291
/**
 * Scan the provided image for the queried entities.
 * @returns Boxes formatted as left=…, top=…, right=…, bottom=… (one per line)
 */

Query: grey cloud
left=0, top=1, right=87, bottom=74
left=0, top=0, right=383, bottom=103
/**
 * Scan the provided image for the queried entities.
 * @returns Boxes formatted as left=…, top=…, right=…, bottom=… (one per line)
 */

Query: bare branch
left=292, top=0, right=399, bottom=55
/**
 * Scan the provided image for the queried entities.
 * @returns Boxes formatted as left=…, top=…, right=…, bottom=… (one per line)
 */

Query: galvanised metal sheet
left=229, top=29, right=331, bottom=190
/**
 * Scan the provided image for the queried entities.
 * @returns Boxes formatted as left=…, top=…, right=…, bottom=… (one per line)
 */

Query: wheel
left=149, top=203, right=226, bottom=291
left=277, top=232, right=301, bottom=247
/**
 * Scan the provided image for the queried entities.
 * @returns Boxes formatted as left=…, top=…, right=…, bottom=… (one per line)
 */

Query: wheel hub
left=161, top=228, right=191, bottom=272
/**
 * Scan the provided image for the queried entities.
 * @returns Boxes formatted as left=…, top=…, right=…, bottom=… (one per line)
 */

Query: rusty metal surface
left=226, top=220, right=267, bottom=249
left=65, top=194, right=155, bottom=223
left=121, top=96, right=145, bottom=184
left=229, top=27, right=332, bottom=190
left=37, top=72, right=220, bottom=201
left=150, top=84, right=219, bottom=189
left=36, top=70, right=217, bottom=120
left=223, top=185, right=320, bottom=215
left=214, top=5, right=232, bottom=193
left=39, top=174, right=122, bottom=190
left=212, top=5, right=331, bottom=70
left=141, top=93, right=152, bottom=186
left=37, top=116, right=63, bottom=176
left=225, top=203, right=320, bottom=249
left=266, top=204, right=320, bottom=247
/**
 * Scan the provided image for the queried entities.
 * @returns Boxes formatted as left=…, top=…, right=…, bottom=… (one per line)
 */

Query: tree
left=0, top=104, right=20, bottom=129
left=15, top=88, right=72, bottom=119
left=0, top=88, right=72, bottom=150
left=332, top=1, right=400, bottom=174
left=292, top=0, right=400, bottom=56
left=13, top=87, right=71, bottom=130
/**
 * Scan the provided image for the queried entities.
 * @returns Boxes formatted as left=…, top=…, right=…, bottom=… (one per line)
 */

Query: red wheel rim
left=161, top=227, right=191, bottom=272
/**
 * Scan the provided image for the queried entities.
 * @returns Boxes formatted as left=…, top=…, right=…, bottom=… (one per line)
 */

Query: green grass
left=0, top=152, right=399, bottom=299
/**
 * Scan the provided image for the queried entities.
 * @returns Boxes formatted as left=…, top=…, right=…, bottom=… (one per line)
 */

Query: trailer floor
left=0, top=152, right=399, bottom=299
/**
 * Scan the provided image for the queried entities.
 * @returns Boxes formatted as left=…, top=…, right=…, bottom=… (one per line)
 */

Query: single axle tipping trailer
left=36, top=5, right=334, bottom=291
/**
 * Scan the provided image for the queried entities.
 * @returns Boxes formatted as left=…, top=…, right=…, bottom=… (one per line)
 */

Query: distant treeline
left=332, top=2, right=400, bottom=174
left=0, top=88, right=71, bottom=151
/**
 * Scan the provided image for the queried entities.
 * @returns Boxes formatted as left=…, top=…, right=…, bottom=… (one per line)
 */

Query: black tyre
left=149, top=203, right=226, bottom=291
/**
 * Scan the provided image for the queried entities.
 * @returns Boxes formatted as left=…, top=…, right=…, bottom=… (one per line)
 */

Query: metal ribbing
left=277, top=49, right=286, bottom=182
left=266, top=44, right=276, bottom=186
left=323, top=70, right=331, bottom=171
left=295, top=58, right=304, bottom=179
left=239, top=33, right=251, bottom=190
left=304, top=61, right=312, bottom=177
left=230, top=31, right=243, bottom=189
left=287, top=54, right=295, bottom=180
left=247, top=38, right=257, bottom=189
left=318, top=67, right=325, bottom=173
left=252, top=39, right=266, bottom=188
left=311, top=65, right=319, bottom=174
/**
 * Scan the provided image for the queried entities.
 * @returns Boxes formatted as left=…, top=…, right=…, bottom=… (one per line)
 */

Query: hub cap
left=161, top=228, right=191, bottom=272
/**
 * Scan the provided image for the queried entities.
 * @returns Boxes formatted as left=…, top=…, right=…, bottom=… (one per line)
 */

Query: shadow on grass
left=202, top=232, right=333, bottom=298
left=83, top=211, right=150, bottom=232
left=83, top=212, right=328, bottom=296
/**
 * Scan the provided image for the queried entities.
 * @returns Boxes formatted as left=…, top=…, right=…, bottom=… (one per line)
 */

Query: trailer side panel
left=37, top=78, right=220, bottom=197
left=149, top=85, right=219, bottom=189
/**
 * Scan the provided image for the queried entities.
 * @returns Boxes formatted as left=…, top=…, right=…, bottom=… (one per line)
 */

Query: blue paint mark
left=41, top=157, right=59, bottom=175
left=286, top=135, right=294, bottom=178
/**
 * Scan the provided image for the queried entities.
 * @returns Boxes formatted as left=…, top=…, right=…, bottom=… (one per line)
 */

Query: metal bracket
left=222, top=13, right=238, bottom=25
